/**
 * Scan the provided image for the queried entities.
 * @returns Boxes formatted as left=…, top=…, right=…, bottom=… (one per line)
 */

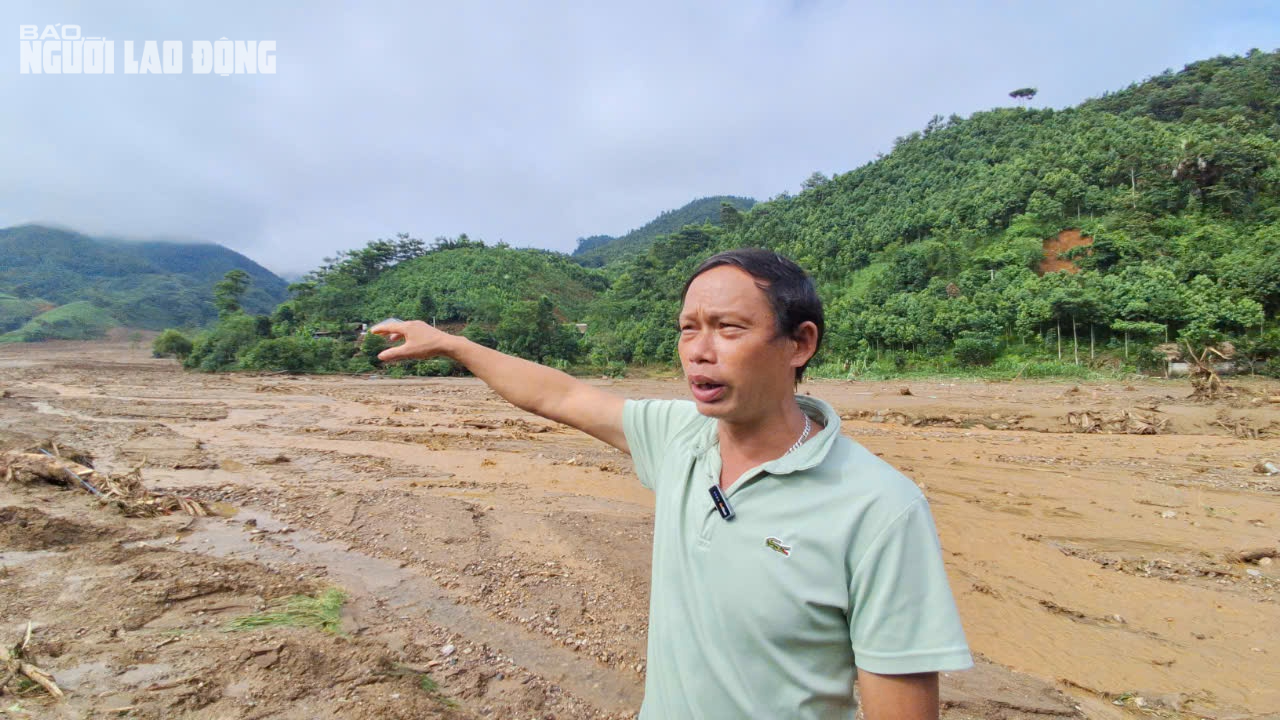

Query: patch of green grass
left=379, top=665, right=455, bottom=708
left=418, top=674, right=457, bottom=707
left=225, top=588, right=346, bottom=634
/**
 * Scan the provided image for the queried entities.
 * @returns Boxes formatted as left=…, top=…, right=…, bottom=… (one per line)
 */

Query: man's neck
left=717, top=396, right=813, bottom=468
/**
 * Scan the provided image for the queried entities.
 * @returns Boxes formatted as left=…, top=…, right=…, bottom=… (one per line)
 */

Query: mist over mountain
left=0, top=224, right=287, bottom=340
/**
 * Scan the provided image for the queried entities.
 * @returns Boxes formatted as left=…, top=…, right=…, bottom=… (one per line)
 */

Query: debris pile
left=1182, top=341, right=1236, bottom=400
left=1, top=442, right=206, bottom=517
left=1067, top=409, right=1168, bottom=435
left=841, top=409, right=1025, bottom=430
left=1215, top=416, right=1272, bottom=440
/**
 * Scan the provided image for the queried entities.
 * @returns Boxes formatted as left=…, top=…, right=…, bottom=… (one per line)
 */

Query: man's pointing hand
left=369, top=319, right=454, bottom=363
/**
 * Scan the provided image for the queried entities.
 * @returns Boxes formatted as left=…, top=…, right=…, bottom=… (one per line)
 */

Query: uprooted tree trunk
left=1, top=447, right=207, bottom=517
left=1184, top=341, right=1235, bottom=400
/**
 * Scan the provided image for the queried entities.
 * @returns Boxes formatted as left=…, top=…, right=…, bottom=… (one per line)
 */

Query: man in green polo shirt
left=373, top=248, right=971, bottom=719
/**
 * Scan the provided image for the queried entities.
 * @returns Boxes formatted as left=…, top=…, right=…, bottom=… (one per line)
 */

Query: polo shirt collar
left=692, top=395, right=843, bottom=476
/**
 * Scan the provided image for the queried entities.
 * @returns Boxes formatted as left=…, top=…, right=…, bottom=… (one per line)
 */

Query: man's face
left=678, top=266, right=798, bottom=422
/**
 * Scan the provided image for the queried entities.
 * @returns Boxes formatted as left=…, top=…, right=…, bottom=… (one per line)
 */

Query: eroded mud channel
left=2, top=341, right=1278, bottom=719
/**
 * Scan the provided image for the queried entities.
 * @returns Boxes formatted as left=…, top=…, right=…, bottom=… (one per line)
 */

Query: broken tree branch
left=1, top=624, right=64, bottom=699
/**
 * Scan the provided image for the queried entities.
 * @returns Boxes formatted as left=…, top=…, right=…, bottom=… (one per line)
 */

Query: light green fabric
left=624, top=395, right=972, bottom=719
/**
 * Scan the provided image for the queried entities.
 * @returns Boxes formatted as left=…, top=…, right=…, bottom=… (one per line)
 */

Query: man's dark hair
left=682, top=248, right=824, bottom=383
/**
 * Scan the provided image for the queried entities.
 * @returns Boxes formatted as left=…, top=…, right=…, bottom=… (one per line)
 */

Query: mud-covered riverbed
left=2, top=341, right=1277, bottom=719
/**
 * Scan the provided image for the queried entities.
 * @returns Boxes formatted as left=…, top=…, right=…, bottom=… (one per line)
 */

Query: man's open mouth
left=689, top=378, right=727, bottom=402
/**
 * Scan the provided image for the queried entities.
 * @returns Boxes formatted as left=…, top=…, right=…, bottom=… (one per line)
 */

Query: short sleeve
left=848, top=497, right=973, bottom=675
left=623, top=399, right=700, bottom=490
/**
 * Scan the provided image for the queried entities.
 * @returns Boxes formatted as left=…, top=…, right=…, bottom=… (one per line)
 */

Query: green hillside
left=0, top=293, right=53, bottom=334
left=179, top=234, right=608, bottom=374
left=281, top=234, right=606, bottom=327
left=585, top=50, right=1280, bottom=375
left=572, top=196, right=755, bottom=267
left=0, top=225, right=289, bottom=335
left=0, top=301, right=117, bottom=343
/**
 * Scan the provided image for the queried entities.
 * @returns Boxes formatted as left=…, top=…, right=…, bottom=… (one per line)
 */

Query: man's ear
left=789, top=321, right=820, bottom=369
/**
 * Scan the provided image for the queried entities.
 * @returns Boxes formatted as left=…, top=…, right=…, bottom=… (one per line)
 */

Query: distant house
left=312, top=323, right=367, bottom=343
left=1167, top=361, right=1236, bottom=377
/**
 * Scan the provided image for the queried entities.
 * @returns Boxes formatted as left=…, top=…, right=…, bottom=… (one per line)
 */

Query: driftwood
left=1214, top=420, right=1265, bottom=440
left=2, top=452, right=98, bottom=486
left=1228, top=547, right=1279, bottom=564
left=1, top=448, right=206, bottom=517
left=0, top=623, right=63, bottom=700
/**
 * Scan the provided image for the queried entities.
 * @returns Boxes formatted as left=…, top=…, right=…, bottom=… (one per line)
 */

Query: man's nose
left=682, top=330, right=716, bottom=364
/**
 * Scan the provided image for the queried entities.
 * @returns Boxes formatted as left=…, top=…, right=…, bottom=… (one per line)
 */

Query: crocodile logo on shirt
left=764, top=536, right=792, bottom=557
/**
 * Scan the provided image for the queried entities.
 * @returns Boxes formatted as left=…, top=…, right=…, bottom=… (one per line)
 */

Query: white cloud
left=2, top=0, right=1277, bottom=273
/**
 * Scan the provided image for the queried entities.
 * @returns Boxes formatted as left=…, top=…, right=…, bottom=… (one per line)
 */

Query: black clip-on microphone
left=708, top=485, right=734, bottom=520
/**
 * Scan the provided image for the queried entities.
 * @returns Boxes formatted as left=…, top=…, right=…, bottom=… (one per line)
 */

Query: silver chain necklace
left=786, top=414, right=812, bottom=455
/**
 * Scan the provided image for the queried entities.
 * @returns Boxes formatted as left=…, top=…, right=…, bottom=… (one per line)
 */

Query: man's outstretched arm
left=372, top=320, right=628, bottom=453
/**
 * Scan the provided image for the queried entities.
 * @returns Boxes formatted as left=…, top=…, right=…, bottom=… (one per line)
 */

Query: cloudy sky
left=3, top=1, right=1279, bottom=276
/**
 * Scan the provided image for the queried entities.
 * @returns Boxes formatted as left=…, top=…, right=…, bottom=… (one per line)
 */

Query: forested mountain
left=174, top=49, right=1279, bottom=378
left=571, top=196, right=755, bottom=267
left=0, top=224, right=287, bottom=339
left=584, top=50, right=1280, bottom=375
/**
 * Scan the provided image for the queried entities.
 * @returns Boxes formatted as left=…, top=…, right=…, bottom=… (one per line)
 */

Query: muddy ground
left=1, top=341, right=1277, bottom=719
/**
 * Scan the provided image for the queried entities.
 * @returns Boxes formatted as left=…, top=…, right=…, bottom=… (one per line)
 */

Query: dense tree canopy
left=180, top=236, right=608, bottom=375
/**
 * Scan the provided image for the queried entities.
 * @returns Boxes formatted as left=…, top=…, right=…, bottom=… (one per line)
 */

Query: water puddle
left=0, top=549, right=62, bottom=566
left=30, top=400, right=135, bottom=424
left=52, top=660, right=112, bottom=691
left=173, top=509, right=642, bottom=712
left=115, top=662, right=179, bottom=687
left=1043, top=536, right=1190, bottom=555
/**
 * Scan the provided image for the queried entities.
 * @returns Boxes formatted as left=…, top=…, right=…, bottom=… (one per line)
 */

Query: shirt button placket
left=696, top=456, right=718, bottom=548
